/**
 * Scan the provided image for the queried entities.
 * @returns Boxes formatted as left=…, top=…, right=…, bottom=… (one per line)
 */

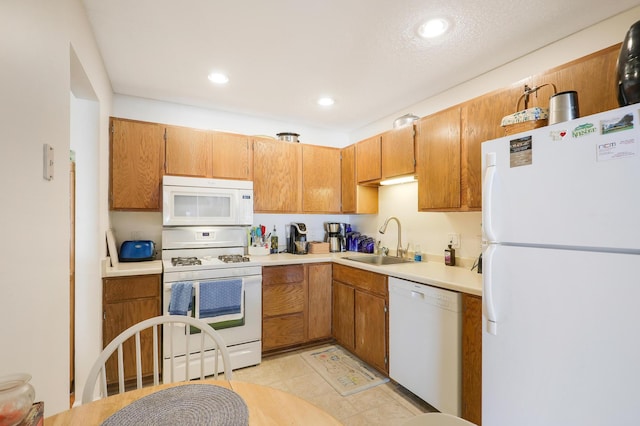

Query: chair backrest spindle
left=82, top=315, right=232, bottom=404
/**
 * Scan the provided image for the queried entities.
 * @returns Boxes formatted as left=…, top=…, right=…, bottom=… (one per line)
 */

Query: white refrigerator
left=481, top=104, right=640, bottom=426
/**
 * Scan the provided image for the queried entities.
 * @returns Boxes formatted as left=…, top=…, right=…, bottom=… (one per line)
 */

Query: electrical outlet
left=448, top=233, right=460, bottom=249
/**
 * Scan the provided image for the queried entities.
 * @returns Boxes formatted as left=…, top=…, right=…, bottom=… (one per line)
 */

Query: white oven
left=162, top=176, right=253, bottom=226
left=161, top=226, right=261, bottom=381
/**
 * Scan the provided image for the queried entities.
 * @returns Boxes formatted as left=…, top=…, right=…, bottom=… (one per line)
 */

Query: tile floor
left=232, top=344, right=437, bottom=425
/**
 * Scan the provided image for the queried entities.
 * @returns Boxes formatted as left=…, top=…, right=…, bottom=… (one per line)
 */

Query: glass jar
left=0, top=374, right=35, bottom=426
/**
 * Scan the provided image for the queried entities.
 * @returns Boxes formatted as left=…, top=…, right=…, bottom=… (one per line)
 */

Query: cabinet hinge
left=385, top=355, right=388, bottom=365
left=103, top=311, right=106, bottom=321
left=384, top=304, right=388, bottom=313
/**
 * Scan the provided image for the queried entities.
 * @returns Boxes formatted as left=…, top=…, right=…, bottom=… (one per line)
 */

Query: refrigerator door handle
left=482, top=152, right=497, bottom=242
left=483, top=244, right=498, bottom=335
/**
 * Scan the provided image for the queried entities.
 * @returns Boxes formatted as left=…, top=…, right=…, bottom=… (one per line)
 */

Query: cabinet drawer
left=262, top=264, right=305, bottom=284
left=263, top=314, right=305, bottom=350
left=263, top=282, right=305, bottom=317
left=103, top=275, right=160, bottom=303
left=332, top=264, right=387, bottom=297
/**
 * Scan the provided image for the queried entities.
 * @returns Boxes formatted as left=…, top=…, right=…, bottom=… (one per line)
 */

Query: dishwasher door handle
left=410, top=290, right=424, bottom=299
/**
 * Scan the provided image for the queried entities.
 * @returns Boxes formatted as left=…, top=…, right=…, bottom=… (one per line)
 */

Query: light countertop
left=252, top=252, right=483, bottom=296
left=102, top=258, right=163, bottom=278
left=100, top=253, right=482, bottom=296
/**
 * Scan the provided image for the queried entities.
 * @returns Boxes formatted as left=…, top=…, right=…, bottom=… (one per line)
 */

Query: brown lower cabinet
left=262, top=263, right=332, bottom=352
left=102, top=274, right=162, bottom=385
left=462, top=293, right=482, bottom=425
left=332, top=264, right=388, bottom=374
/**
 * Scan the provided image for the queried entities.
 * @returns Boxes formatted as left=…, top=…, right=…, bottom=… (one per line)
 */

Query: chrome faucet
left=379, top=216, right=404, bottom=258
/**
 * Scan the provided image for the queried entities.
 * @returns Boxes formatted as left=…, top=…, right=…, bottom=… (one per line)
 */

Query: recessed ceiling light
left=418, top=18, right=449, bottom=38
left=317, top=97, right=335, bottom=106
left=208, top=72, right=229, bottom=84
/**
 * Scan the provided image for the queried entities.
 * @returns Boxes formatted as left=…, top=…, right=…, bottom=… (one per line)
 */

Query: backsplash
left=109, top=182, right=481, bottom=262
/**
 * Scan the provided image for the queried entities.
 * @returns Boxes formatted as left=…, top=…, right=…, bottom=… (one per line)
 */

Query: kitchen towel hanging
left=196, top=280, right=244, bottom=322
left=169, top=282, right=193, bottom=316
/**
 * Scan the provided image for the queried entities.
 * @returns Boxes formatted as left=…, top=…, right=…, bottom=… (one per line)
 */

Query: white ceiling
left=82, top=0, right=640, bottom=132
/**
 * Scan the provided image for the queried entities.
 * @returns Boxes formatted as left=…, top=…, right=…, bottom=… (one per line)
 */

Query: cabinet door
left=341, top=145, right=356, bottom=213
left=461, top=82, right=524, bottom=210
left=462, top=294, right=482, bottom=425
left=332, top=280, right=355, bottom=351
left=416, top=107, right=461, bottom=211
left=302, top=145, right=341, bottom=213
left=381, top=125, right=415, bottom=179
left=253, top=138, right=302, bottom=212
left=165, top=125, right=211, bottom=177
left=262, top=265, right=307, bottom=351
left=355, top=290, right=387, bottom=373
left=308, top=263, right=332, bottom=340
left=341, top=145, right=378, bottom=214
left=211, top=131, right=252, bottom=180
left=110, top=118, right=165, bottom=210
left=533, top=44, right=619, bottom=120
left=356, top=135, right=382, bottom=183
left=102, top=275, right=161, bottom=384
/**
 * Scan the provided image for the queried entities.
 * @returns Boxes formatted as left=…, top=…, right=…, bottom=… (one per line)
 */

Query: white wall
left=112, top=95, right=349, bottom=148
left=70, top=94, right=103, bottom=409
left=0, top=0, right=112, bottom=415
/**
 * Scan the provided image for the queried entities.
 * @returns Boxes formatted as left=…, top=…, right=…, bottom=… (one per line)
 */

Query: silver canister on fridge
left=548, top=91, right=579, bottom=125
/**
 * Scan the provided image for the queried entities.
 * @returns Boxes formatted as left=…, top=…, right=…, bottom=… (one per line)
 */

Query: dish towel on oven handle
left=197, top=279, right=244, bottom=322
left=169, top=282, right=193, bottom=316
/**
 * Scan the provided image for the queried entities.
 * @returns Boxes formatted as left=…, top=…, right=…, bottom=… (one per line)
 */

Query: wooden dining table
left=45, top=379, right=342, bottom=425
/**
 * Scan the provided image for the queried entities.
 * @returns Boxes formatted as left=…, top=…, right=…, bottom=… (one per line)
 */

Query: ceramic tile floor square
left=232, top=344, right=437, bottom=425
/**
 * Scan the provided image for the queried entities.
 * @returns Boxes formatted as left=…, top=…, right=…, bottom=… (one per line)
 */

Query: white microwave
left=162, top=176, right=254, bottom=226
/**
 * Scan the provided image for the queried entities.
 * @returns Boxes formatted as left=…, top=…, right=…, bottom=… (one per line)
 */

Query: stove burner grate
left=171, top=256, right=201, bottom=266
left=218, top=254, right=250, bottom=263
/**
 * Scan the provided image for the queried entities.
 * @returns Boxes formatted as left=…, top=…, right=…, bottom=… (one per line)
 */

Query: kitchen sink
left=343, top=255, right=414, bottom=266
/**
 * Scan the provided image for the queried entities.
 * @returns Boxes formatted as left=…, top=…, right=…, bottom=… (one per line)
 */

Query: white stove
left=161, top=226, right=262, bottom=378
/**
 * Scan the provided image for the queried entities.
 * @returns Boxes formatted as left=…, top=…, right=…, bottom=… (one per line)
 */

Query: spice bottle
left=445, top=244, right=456, bottom=266
left=270, top=226, right=278, bottom=254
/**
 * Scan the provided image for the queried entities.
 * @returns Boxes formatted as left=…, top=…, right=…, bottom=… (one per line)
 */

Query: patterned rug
left=301, top=346, right=389, bottom=396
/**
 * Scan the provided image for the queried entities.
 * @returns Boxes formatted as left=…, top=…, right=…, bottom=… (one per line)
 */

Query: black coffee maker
left=288, top=223, right=308, bottom=254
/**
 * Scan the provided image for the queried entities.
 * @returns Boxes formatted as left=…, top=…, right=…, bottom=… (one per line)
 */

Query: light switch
left=43, top=143, right=54, bottom=180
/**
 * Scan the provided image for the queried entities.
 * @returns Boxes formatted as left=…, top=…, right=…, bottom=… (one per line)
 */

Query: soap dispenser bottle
left=445, top=244, right=456, bottom=266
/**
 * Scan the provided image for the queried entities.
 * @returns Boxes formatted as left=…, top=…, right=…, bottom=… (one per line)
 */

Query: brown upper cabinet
left=460, top=81, right=527, bottom=210
left=165, top=125, right=210, bottom=177
left=301, top=145, right=341, bottom=213
left=109, top=117, right=165, bottom=211
left=252, top=137, right=302, bottom=213
left=529, top=44, right=620, bottom=119
left=340, top=145, right=378, bottom=214
left=416, top=106, right=462, bottom=211
left=356, top=135, right=382, bottom=184
left=165, top=125, right=252, bottom=180
left=381, top=125, right=416, bottom=180
left=211, top=131, right=252, bottom=180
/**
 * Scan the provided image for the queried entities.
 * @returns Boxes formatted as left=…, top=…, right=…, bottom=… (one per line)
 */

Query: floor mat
left=301, top=345, right=389, bottom=396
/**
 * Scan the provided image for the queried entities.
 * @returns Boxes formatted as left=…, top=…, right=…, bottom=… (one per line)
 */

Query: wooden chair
left=82, top=315, right=233, bottom=404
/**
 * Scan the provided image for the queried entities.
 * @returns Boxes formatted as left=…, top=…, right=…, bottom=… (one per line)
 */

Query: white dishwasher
left=389, top=277, right=462, bottom=416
